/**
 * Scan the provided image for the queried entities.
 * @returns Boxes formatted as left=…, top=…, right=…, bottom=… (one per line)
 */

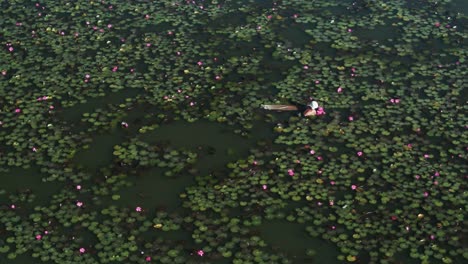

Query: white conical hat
left=311, top=101, right=319, bottom=109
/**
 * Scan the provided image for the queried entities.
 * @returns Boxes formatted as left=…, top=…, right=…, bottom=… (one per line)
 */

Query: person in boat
left=303, top=100, right=320, bottom=117
left=261, top=100, right=324, bottom=117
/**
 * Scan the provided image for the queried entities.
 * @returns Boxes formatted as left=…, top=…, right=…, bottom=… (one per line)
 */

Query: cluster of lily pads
left=1, top=0, right=467, bottom=263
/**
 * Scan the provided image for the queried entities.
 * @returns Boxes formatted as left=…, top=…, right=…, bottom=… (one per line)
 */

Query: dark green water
left=1, top=0, right=467, bottom=263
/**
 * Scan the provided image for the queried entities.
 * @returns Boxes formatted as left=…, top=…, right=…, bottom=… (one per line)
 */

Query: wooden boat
left=260, top=104, right=298, bottom=111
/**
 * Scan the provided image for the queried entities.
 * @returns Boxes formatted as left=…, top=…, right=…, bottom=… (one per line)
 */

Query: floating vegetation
left=0, top=0, right=467, bottom=263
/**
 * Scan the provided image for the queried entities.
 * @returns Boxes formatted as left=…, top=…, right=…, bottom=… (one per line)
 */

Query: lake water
left=0, top=0, right=467, bottom=263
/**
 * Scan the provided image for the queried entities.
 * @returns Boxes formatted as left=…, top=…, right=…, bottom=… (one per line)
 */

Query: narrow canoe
left=261, top=104, right=298, bottom=111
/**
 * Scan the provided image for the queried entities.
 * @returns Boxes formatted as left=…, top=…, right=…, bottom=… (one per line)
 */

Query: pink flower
left=347, top=28, right=353, bottom=32
left=112, top=66, right=118, bottom=72
left=145, top=14, right=150, bottom=19
left=10, top=204, right=15, bottom=209
left=309, top=149, right=315, bottom=155
left=107, top=24, right=112, bottom=29
left=121, top=121, right=129, bottom=128
left=136, top=206, right=142, bottom=212
left=303, top=65, right=309, bottom=69
left=76, top=185, right=82, bottom=190
left=49, top=105, right=54, bottom=110
left=329, top=200, right=334, bottom=206
left=316, top=107, right=325, bottom=116
left=76, top=201, right=83, bottom=207
left=85, top=74, right=90, bottom=79
left=315, top=80, right=320, bottom=84
left=215, top=75, right=221, bottom=80
left=79, top=247, right=86, bottom=254
left=435, top=22, right=440, bottom=27
left=357, top=151, right=363, bottom=157
left=415, top=175, right=421, bottom=180
left=331, top=225, right=336, bottom=230
left=351, top=185, right=357, bottom=190
left=1, top=70, right=6, bottom=76
left=337, top=87, right=343, bottom=93
left=287, top=169, right=295, bottom=176
left=423, top=191, right=429, bottom=197
left=330, top=181, right=336, bottom=185
left=316, top=156, right=323, bottom=161
left=262, top=184, right=267, bottom=190
left=434, top=171, right=440, bottom=177
left=14, top=108, right=21, bottom=113
left=197, top=250, right=204, bottom=257
left=252, top=160, right=258, bottom=165
left=36, top=234, right=42, bottom=240
left=145, top=256, right=151, bottom=262
left=197, top=61, right=203, bottom=66
left=32, top=147, right=37, bottom=152
left=348, top=116, right=354, bottom=121
left=434, top=181, right=438, bottom=185
left=8, top=47, right=14, bottom=52
left=423, top=154, right=430, bottom=159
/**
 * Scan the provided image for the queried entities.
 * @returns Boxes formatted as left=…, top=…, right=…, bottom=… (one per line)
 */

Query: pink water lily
left=316, top=107, right=325, bottom=116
